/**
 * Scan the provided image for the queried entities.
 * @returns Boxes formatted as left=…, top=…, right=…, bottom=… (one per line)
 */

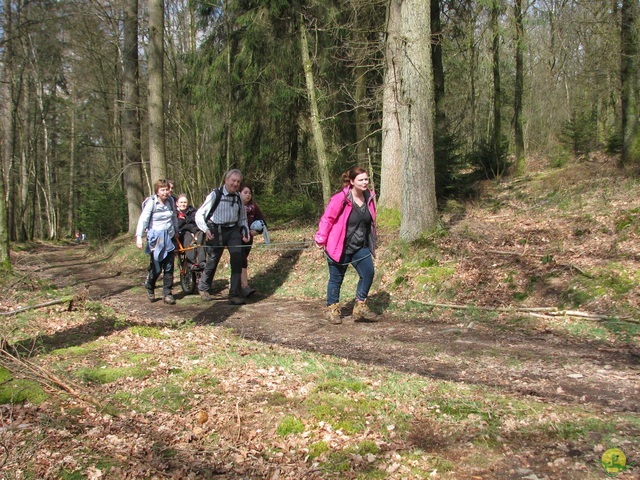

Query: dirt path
left=30, top=244, right=640, bottom=415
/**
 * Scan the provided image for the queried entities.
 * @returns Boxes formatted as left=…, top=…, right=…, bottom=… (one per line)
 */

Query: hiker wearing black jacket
left=176, top=194, right=206, bottom=268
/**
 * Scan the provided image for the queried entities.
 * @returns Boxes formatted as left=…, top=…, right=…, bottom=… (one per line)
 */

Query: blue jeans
left=146, top=250, right=175, bottom=296
left=326, top=247, right=374, bottom=306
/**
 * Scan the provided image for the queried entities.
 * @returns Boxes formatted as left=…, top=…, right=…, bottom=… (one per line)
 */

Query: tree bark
left=379, top=0, right=403, bottom=212
left=123, top=0, right=144, bottom=234
left=491, top=0, right=503, bottom=177
left=621, top=0, right=639, bottom=167
left=148, top=0, right=167, bottom=183
left=0, top=0, right=14, bottom=267
left=300, top=17, right=331, bottom=205
left=399, top=0, right=437, bottom=241
left=355, top=64, right=369, bottom=166
left=513, top=0, right=525, bottom=175
left=28, top=33, right=57, bottom=240
left=431, top=0, right=445, bottom=133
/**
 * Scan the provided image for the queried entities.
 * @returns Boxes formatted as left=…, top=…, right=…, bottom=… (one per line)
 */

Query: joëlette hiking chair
left=175, top=235, right=205, bottom=294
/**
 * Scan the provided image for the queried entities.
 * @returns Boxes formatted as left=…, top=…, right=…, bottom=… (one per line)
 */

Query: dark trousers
left=198, top=227, right=243, bottom=297
left=242, top=240, right=253, bottom=268
left=183, top=231, right=206, bottom=265
left=146, top=250, right=175, bottom=296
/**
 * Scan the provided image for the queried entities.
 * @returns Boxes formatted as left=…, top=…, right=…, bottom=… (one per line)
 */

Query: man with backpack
left=195, top=169, right=250, bottom=305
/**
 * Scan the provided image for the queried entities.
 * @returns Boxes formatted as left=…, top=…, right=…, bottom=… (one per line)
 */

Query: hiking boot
left=145, top=283, right=155, bottom=302
left=163, top=294, right=176, bottom=305
left=325, top=303, right=342, bottom=324
left=199, top=290, right=213, bottom=301
left=352, top=301, right=377, bottom=322
left=242, top=286, right=257, bottom=298
left=229, top=296, right=246, bottom=305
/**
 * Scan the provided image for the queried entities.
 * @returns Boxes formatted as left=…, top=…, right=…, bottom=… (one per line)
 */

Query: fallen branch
left=410, top=300, right=628, bottom=322
left=235, top=400, right=242, bottom=442
left=0, top=340, right=105, bottom=410
left=0, top=296, right=73, bottom=317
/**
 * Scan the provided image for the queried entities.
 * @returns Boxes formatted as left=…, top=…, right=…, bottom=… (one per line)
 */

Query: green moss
left=350, top=440, right=381, bottom=456
left=315, top=378, right=367, bottom=394
left=50, top=344, right=100, bottom=357
left=76, top=365, right=150, bottom=384
left=308, top=441, right=330, bottom=459
left=0, top=367, right=12, bottom=383
left=306, top=392, right=387, bottom=435
left=0, top=378, right=47, bottom=405
left=321, top=450, right=352, bottom=473
left=276, top=415, right=305, bottom=436
left=129, top=325, right=169, bottom=339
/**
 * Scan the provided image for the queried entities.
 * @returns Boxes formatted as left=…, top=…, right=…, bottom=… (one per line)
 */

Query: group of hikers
left=135, top=166, right=378, bottom=323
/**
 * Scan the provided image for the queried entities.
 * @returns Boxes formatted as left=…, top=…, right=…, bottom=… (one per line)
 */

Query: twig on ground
left=0, top=339, right=105, bottom=409
left=0, top=296, right=73, bottom=317
left=410, top=300, right=626, bottom=322
left=235, top=400, right=242, bottom=442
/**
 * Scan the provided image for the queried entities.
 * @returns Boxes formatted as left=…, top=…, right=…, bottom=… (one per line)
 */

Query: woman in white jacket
left=135, top=179, right=179, bottom=304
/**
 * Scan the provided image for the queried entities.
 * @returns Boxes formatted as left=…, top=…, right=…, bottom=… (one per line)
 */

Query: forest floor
left=1, top=155, right=639, bottom=479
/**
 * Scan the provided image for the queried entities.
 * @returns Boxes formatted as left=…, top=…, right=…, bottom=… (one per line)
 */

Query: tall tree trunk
left=148, top=0, right=167, bottom=183
left=29, top=34, right=57, bottom=239
left=399, top=0, right=437, bottom=241
left=300, top=17, right=331, bottom=205
left=431, top=0, right=445, bottom=133
left=355, top=65, right=369, bottom=166
left=513, top=0, right=525, bottom=175
left=469, top=24, right=477, bottom=150
left=68, top=95, right=76, bottom=236
left=0, top=0, right=14, bottom=267
left=0, top=160, right=8, bottom=268
left=123, top=0, right=144, bottom=233
left=621, top=0, right=639, bottom=167
left=490, top=0, right=504, bottom=177
left=225, top=14, right=233, bottom=173
left=379, top=0, right=403, bottom=212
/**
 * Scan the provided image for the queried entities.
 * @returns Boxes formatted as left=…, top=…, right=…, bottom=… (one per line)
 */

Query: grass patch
left=305, top=392, right=389, bottom=435
left=320, top=450, right=352, bottom=473
left=315, top=378, right=367, bottom=394
left=276, top=415, right=305, bottom=436
left=308, top=440, right=330, bottom=459
left=50, top=343, right=101, bottom=357
left=129, top=325, right=169, bottom=339
left=75, top=364, right=151, bottom=384
left=0, top=367, right=48, bottom=404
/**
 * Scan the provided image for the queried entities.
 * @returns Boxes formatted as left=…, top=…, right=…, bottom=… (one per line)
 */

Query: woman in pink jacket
left=314, top=167, right=377, bottom=324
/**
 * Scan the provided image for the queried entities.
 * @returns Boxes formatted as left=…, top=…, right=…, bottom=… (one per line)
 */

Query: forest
left=1, top=2, right=640, bottom=477
left=0, top=0, right=639, bottom=264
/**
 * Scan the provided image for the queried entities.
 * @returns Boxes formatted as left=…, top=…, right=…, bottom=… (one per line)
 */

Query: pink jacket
left=315, top=186, right=377, bottom=262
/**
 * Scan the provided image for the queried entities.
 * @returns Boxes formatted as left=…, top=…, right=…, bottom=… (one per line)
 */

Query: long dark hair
left=239, top=183, right=255, bottom=205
